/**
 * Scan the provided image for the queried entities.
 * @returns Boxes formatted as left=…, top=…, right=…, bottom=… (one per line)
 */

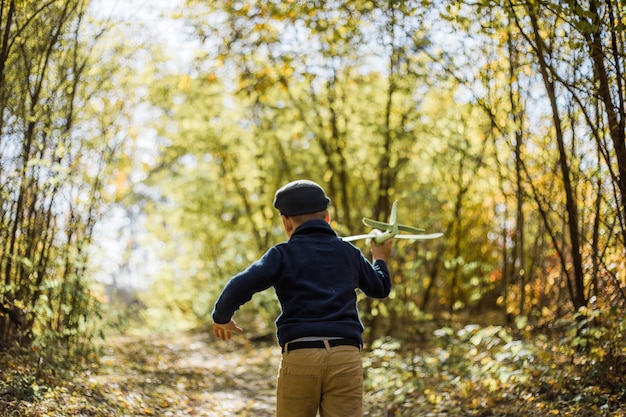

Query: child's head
left=273, top=180, right=330, bottom=217
left=273, top=180, right=331, bottom=236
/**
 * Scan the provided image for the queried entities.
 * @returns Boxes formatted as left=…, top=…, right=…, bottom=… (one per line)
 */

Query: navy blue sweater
left=212, top=220, right=391, bottom=346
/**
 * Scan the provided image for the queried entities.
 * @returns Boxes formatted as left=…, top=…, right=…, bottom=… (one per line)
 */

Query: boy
left=212, top=179, right=392, bottom=417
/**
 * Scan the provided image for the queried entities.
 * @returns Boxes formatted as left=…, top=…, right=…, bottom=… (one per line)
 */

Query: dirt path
left=93, top=331, right=280, bottom=417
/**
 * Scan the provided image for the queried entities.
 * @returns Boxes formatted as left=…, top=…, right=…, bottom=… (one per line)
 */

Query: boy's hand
left=213, top=319, right=244, bottom=340
left=371, top=238, right=392, bottom=262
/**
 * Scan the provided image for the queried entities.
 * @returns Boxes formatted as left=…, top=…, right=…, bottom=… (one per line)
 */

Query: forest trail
left=3, top=329, right=625, bottom=416
left=1, top=331, right=279, bottom=417
left=90, top=331, right=279, bottom=416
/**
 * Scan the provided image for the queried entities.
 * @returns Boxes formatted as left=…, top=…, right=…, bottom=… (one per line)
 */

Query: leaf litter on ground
left=2, top=324, right=626, bottom=416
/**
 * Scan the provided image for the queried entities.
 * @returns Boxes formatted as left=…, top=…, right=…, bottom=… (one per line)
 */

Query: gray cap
left=273, top=180, right=331, bottom=216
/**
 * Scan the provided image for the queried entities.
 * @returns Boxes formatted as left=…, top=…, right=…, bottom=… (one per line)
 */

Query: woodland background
left=1, top=0, right=626, bottom=415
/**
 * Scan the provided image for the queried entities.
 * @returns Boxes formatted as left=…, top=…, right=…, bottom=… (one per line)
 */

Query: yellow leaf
left=178, top=75, right=191, bottom=91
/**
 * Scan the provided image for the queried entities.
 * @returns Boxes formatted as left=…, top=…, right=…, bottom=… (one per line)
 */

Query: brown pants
left=276, top=343, right=363, bottom=417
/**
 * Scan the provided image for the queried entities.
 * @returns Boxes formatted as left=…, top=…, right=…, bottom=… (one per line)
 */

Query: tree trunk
left=528, top=8, right=586, bottom=310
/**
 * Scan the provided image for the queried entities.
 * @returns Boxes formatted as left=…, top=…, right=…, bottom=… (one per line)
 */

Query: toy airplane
left=343, top=200, right=443, bottom=244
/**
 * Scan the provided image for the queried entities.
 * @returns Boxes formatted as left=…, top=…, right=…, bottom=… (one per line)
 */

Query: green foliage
left=0, top=374, right=45, bottom=403
left=558, top=305, right=626, bottom=388
left=0, top=0, right=154, bottom=370
left=364, top=319, right=626, bottom=415
left=138, top=0, right=510, bottom=336
left=2, top=2, right=625, bottom=416
left=445, top=0, right=626, bottom=315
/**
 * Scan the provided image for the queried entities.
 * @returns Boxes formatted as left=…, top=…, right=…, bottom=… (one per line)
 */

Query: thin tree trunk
left=527, top=8, right=586, bottom=309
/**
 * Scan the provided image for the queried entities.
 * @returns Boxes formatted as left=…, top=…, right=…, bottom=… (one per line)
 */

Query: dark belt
left=282, top=338, right=361, bottom=353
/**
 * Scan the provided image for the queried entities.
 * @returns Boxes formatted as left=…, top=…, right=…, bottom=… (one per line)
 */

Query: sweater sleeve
left=358, top=258, right=391, bottom=299
left=211, top=248, right=281, bottom=324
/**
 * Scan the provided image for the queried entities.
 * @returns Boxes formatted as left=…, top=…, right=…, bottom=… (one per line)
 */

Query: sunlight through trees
left=1, top=0, right=625, bottom=415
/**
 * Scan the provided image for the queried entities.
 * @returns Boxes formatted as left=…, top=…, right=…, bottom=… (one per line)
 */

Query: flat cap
left=273, top=180, right=331, bottom=216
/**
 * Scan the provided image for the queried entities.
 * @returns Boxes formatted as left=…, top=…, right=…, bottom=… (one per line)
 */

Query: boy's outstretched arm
left=213, top=319, right=244, bottom=341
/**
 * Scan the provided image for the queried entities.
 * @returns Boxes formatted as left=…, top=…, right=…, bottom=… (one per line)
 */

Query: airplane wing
left=363, top=219, right=426, bottom=234
left=341, top=233, right=379, bottom=242
left=342, top=232, right=443, bottom=242
left=398, top=224, right=426, bottom=233
left=362, top=218, right=392, bottom=230
left=394, top=233, right=443, bottom=240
